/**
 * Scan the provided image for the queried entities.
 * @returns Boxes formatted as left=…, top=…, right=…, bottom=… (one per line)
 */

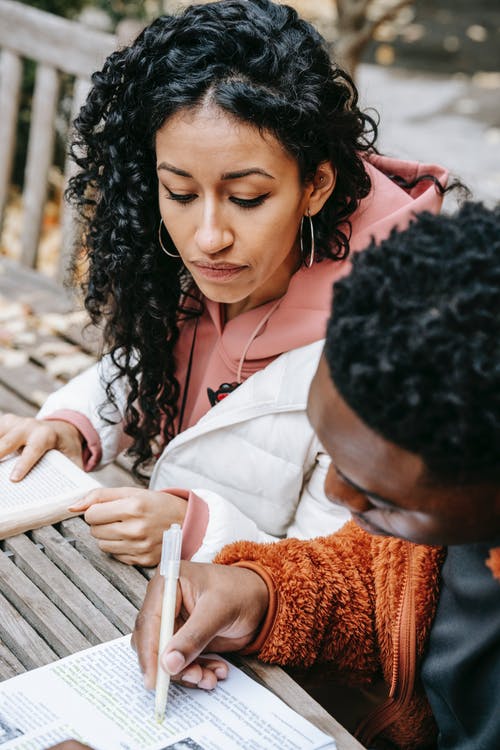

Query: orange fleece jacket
left=216, top=522, right=500, bottom=750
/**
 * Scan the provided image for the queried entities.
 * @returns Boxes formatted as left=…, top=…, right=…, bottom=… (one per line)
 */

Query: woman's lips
left=192, top=262, right=247, bottom=281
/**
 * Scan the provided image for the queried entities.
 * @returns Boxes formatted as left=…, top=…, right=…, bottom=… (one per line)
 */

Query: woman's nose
left=195, top=208, right=233, bottom=255
left=324, top=464, right=373, bottom=514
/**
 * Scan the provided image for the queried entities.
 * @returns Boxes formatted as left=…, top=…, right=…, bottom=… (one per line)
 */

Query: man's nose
left=324, top=463, right=373, bottom=514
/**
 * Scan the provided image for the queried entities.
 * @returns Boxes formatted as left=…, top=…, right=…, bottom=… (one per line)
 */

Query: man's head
left=308, top=202, right=500, bottom=545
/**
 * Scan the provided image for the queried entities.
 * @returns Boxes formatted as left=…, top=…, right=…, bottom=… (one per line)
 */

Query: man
left=133, top=202, right=500, bottom=750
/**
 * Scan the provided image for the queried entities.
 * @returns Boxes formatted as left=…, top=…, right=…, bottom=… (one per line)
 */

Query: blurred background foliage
left=11, top=0, right=500, bottom=189
left=3, top=0, right=498, bottom=274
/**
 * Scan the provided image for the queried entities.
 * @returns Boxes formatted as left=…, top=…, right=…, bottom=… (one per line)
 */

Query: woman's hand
left=69, top=488, right=188, bottom=566
left=132, top=561, right=269, bottom=690
left=0, top=414, right=83, bottom=480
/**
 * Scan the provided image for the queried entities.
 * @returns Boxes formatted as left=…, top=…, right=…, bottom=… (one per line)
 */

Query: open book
left=0, top=636, right=337, bottom=749
left=0, top=449, right=100, bottom=540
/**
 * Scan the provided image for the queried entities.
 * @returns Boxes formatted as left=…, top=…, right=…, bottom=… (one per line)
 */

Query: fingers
left=131, top=572, right=165, bottom=690
left=0, top=415, right=64, bottom=480
left=161, top=590, right=234, bottom=676
left=69, top=487, right=132, bottom=513
left=0, top=431, right=54, bottom=482
left=178, top=656, right=229, bottom=690
left=132, top=563, right=268, bottom=691
left=91, top=535, right=162, bottom=567
left=76, top=490, right=165, bottom=566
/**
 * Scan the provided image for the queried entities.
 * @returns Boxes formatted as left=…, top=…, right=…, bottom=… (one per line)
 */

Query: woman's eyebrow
left=156, top=163, right=274, bottom=181
left=157, top=162, right=191, bottom=177
left=220, top=168, right=275, bottom=180
left=334, top=465, right=399, bottom=508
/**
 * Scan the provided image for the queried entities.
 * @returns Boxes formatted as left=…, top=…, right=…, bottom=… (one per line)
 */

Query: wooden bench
left=0, top=0, right=117, bottom=281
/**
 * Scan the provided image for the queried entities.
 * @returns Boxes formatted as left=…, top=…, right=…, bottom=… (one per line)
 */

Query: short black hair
left=325, top=202, right=500, bottom=483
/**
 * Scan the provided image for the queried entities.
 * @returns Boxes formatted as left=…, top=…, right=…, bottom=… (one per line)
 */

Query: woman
left=0, top=0, right=446, bottom=566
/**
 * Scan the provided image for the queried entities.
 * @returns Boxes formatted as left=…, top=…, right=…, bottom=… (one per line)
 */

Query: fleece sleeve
left=215, top=522, right=381, bottom=682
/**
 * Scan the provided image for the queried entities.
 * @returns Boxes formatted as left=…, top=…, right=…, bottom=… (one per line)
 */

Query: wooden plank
left=0, top=382, right=35, bottom=416
left=60, top=517, right=149, bottom=609
left=31, top=525, right=138, bottom=633
left=0, top=0, right=117, bottom=78
left=20, top=62, right=59, bottom=268
left=0, top=637, right=25, bottom=680
left=27, top=333, right=96, bottom=382
left=0, top=260, right=101, bottom=356
left=4, top=533, right=121, bottom=645
left=90, top=460, right=139, bottom=487
left=0, top=588, right=57, bottom=669
left=0, top=257, right=76, bottom=314
left=58, top=76, right=92, bottom=284
left=242, top=657, right=366, bottom=750
left=0, top=548, right=91, bottom=656
left=0, top=357, right=64, bottom=408
left=0, top=48, right=22, bottom=229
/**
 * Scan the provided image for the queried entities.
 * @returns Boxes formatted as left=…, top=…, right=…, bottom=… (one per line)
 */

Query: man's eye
left=230, top=193, right=270, bottom=209
left=165, top=189, right=196, bottom=203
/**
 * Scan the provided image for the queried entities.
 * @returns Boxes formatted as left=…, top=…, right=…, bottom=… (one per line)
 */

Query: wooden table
left=0, top=257, right=365, bottom=749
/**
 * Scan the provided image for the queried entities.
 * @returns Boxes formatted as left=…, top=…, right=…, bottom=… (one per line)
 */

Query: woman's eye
left=230, top=193, right=270, bottom=209
left=165, top=189, right=196, bottom=204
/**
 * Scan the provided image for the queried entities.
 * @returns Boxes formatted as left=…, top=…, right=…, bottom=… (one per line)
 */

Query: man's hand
left=46, top=743, right=93, bottom=749
left=132, top=561, right=269, bottom=690
left=0, top=414, right=83, bottom=480
left=69, top=488, right=188, bottom=566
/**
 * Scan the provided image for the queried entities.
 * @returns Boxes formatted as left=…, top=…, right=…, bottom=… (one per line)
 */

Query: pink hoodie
left=47, top=155, right=447, bottom=469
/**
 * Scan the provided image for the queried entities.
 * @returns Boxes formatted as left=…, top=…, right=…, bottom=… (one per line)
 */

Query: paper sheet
left=0, top=450, right=100, bottom=538
left=0, top=637, right=336, bottom=750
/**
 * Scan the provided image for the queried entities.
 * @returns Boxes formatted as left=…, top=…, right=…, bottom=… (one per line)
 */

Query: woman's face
left=156, top=105, right=333, bottom=319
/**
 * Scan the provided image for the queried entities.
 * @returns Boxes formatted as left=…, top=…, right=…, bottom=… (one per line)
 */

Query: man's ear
left=307, top=161, right=336, bottom=216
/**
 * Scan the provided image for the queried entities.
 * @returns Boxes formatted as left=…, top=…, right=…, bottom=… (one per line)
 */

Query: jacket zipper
left=355, top=544, right=417, bottom=746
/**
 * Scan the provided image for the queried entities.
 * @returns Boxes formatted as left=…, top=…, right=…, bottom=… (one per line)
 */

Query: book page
left=0, top=450, right=100, bottom=539
left=0, top=636, right=336, bottom=750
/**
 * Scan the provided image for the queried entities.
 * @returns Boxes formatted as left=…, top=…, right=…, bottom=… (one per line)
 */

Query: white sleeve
left=37, top=355, right=130, bottom=467
left=286, top=448, right=351, bottom=539
left=188, top=442, right=350, bottom=563
left=188, top=489, right=278, bottom=563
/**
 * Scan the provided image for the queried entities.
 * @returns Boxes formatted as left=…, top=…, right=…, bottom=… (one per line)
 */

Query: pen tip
left=155, top=711, right=165, bottom=725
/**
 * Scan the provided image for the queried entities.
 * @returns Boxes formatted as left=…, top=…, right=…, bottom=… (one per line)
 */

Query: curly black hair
left=325, top=201, right=500, bottom=483
left=67, top=0, right=380, bottom=476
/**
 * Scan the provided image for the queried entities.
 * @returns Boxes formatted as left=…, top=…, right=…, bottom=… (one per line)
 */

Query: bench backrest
left=0, top=0, right=117, bottom=281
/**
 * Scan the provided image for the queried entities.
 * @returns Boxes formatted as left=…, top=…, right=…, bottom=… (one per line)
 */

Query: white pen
left=154, top=523, right=182, bottom=724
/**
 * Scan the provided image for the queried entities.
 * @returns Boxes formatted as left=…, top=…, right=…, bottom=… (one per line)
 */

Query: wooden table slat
left=0, top=548, right=91, bottom=656
left=4, top=534, right=121, bottom=645
left=89, top=461, right=141, bottom=488
left=0, top=589, right=58, bottom=670
left=242, top=657, right=365, bottom=749
left=60, top=517, right=149, bottom=609
left=0, top=358, right=62, bottom=408
left=0, top=638, right=25, bottom=681
left=31, top=525, right=139, bottom=633
left=0, top=382, right=35, bottom=416
left=0, top=258, right=75, bottom=314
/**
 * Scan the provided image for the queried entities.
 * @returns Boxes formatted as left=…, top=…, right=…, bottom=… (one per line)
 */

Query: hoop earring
left=158, top=219, right=181, bottom=258
left=300, top=210, right=315, bottom=268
